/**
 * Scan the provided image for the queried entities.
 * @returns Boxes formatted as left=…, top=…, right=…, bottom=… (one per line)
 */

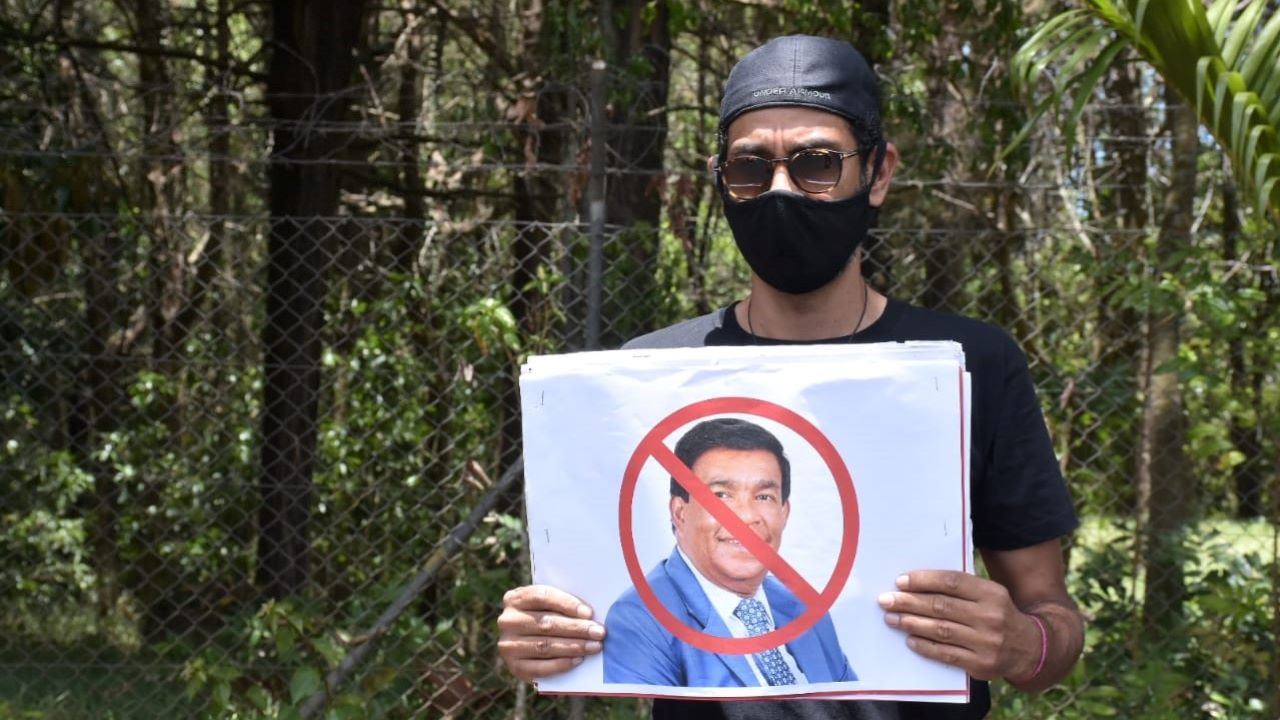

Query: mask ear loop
left=860, top=135, right=890, bottom=274
left=866, top=137, right=886, bottom=191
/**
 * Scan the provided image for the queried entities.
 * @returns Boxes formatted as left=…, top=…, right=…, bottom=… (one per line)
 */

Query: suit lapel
left=665, top=548, right=758, bottom=687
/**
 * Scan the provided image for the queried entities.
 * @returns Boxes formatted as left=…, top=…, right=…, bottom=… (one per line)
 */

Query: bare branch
left=7, top=31, right=267, bottom=81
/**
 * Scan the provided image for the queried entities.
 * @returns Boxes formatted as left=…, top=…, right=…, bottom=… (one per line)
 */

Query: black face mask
left=720, top=185, right=876, bottom=295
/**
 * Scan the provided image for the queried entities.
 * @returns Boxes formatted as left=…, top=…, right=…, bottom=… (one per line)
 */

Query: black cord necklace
left=746, top=279, right=870, bottom=344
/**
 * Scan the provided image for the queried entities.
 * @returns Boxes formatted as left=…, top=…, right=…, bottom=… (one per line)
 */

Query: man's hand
left=878, top=539, right=1084, bottom=691
left=877, top=570, right=1040, bottom=682
left=497, top=585, right=606, bottom=682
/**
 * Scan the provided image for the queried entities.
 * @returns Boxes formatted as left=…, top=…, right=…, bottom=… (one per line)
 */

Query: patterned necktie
left=733, top=597, right=797, bottom=686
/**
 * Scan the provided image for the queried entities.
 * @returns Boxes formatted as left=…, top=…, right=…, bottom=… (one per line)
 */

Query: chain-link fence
left=2, top=19, right=1279, bottom=720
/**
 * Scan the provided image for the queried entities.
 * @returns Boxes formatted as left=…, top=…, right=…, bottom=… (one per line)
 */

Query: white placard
left=520, top=342, right=971, bottom=702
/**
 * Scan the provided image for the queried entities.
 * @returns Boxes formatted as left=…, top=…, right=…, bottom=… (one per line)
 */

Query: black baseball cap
left=719, top=35, right=881, bottom=145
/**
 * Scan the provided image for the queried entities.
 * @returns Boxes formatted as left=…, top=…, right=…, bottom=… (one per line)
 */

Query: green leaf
left=1077, top=699, right=1119, bottom=716
left=1132, top=0, right=1153, bottom=38
left=1056, top=28, right=1117, bottom=92
left=1023, top=0, right=1280, bottom=217
left=1239, top=3, right=1280, bottom=86
left=1063, top=40, right=1129, bottom=145
left=1087, top=684, right=1126, bottom=699
left=1221, top=0, right=1267, bottom=70
left=1007, top=19, right=1117, bottom=160
left=290, top=666, right=324, bottom=704
left=1243, top=124, right=1269, bottom=187
left=1085, top=0, right=1132, bottom=36
left=360, top=665, right=398, bottom=694
left=1206, top=0, right=1236, bottom=47
left=314, top=635, right=346, bottom=666
left=1256, top=167, right=1279, bottom=214
left=1212, top=65, right=1232, bottom=131
left=246, top=685, right=272, bottom=712
left=1219, top=449, right=1246, bottom=470
left=1012, top=9, right=1094, bottom=92
left=1195, top=55, right=1213, bottom=122
left=1259, top=56, right=1280, bottom=109
left=327, top=697, right=368, bottom=720
left=276, top=623, right=298, bottom=662
left=212, top=680, right=231, bottom=709
left=1229, top=89, right=1259, bottom=161
left=182, top=658, right=207, bottom=699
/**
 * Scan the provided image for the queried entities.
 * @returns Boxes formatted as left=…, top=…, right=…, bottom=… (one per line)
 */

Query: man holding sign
left=499, top=34, right=1083, bottom=719
left=604, top=418, right=854, bottom=687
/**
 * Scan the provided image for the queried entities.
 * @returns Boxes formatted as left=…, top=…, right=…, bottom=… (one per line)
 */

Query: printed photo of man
left=603, top=417, right=854, bottom=687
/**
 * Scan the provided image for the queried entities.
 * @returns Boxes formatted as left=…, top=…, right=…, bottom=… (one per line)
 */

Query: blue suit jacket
left=603, top=548, right=855, bottom=687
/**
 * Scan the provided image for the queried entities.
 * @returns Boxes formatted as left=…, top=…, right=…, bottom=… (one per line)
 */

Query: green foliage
left=181, top=599, right=346, bottom=719
left=178, top=506, right=531, bottom=719
left=991, top=521, right=1276, bottom=719
left=1012, top=0, right=1280, bottom=216
left=0, top=403, right=94, bottom=607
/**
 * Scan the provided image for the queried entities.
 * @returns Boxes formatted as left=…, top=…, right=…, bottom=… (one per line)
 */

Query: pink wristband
left=1020, top=613, right=1048, bottom=682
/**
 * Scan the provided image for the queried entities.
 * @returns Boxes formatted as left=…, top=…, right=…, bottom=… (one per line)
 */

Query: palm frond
left=1011, top=0, right=1280, bottom=217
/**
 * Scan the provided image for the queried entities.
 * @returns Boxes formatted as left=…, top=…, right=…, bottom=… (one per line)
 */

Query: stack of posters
left=519, top=342, right=972, bottom=702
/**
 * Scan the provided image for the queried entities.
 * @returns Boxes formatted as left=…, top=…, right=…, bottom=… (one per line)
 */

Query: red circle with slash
left=618, top=397, right=859, bottom=655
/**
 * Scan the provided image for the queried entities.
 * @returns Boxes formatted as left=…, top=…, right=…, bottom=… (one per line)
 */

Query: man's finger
left=503, top=585, right=595, bottom=618
left=895, top=571, right=988, bottom=600
left=887, top=612, right=981, bottom=648
left=499, top=609, right=606, bottom=640
left=904, top=635, right=980, bottom=673
left=498, top=637, right=603, bottom=660
left=514, top=656, right=588, bottom=681
left=878, top=590, right=980, bottom=624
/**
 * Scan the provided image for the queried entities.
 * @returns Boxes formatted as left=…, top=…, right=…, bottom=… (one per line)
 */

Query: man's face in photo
left=670, top=447, right=790, bottom=597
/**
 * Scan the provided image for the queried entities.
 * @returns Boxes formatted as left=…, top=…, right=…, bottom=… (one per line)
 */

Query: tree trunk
left=49, top=8, right=135, bottom=618
left=1087, top=60, right=1151, bottom=634
left=132, top=0, right=193, bottom=639
left=1138, top=89, right=1196, bottom=642
left=672, top=31, right=711, bottom=315
left=393, top=3, right=425, bottom=274
left=509, top=0, right=568, bottom=342
left=600, top=0, right=670, bottom=344
left=1222, top=166, right=1266, bottom=518
left=1097, top=56, right=1146, bottom=513
left=919, top=10, right=965, bottom=313
left=138, top=0, right=187, bottom=367
left=169, top=0, right=230, bottom=365
left=503, top=0, right=571, bottom=472
left=205, top=0, right=257, bottom=603
left=257, top=0, right=368, bottom=600
left=75, top=219, right=131, bottom=618
left=1095, top=55, right=1146, bottom=374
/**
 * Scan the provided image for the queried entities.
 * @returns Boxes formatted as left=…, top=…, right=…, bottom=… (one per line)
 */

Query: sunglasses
left=717, top=147, right=861, bottom=200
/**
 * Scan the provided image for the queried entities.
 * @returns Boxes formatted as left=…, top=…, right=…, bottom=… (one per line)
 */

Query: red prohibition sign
left=618, top=397, right=859, bottom=656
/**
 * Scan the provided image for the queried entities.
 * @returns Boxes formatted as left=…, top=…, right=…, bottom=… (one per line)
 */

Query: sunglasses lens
left=790, top=150, right=842, bottom=192
left=722, top=156, right=771, bottom=199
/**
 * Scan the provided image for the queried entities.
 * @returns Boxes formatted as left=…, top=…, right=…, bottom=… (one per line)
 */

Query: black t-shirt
left=621, top=298, right=1079, bottom=720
